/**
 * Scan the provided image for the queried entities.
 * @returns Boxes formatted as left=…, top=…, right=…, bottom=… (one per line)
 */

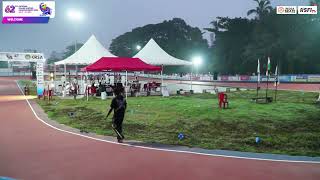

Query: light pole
left=67, top=9, right=84, bottom=78
left=191, top=56, right=203, bottom=92
left=192, top=56, right=202, bottom=75
left=67, top=9, right=85, bottom=21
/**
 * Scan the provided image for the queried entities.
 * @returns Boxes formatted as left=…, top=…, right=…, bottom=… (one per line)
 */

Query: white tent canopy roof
left=55, top=35, right=116, bottom=65
left=133, top=38, right=192, bottom=66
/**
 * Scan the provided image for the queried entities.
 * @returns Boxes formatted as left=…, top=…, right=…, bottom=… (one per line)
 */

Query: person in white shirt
left=61, top=75, right=66, bottom=83
left=105, top=73, right=110, bottom=84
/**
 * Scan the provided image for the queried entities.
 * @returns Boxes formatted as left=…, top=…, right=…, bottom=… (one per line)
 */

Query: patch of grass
left=37, top=90, right=320, bottom=156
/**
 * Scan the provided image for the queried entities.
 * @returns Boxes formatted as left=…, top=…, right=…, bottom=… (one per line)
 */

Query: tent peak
left=54, top=35, right=116, bottom=65
left=88, top=34, right=98, bottom=41
left=134, top=38, right=192, bottom=66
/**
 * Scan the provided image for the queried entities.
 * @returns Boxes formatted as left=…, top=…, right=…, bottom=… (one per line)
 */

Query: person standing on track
left=107, top=87, right=127, bottom=143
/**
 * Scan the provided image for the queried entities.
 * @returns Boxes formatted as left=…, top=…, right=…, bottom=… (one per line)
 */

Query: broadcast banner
left=0, top=52, right=45, bottom=62
left=2, top=1, right=55, bottom=24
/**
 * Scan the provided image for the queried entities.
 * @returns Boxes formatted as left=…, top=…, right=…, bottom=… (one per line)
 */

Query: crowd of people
left=58, top=73, right=145, bottom=98
left=55, top=72, right=167, bottom=100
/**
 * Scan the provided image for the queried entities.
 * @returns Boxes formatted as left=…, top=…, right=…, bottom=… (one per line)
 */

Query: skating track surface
left=0, top=77, right=319, bottom=180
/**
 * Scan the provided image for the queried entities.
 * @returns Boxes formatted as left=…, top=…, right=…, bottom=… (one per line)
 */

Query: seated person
left=91, top=83, right=97, bottom=96
left=115, top=82, right=123, bottom=88
left=106, top=85, right=113, bottom=96
left=101, top=77, right=105, bottom=84
left=65, top=83, right=71, bottom=93
left=133, top=76, right=139, bottom=83
left=143, top=83, right=148, bottom=92
left=70, top=82, right=78, bottom=99
left=99, top=82, right=106, bottom=92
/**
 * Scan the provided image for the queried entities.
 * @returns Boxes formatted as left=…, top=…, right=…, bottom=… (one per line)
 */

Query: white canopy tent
left=54, top=35, right=116, bottom=76
left=54, top=35, right=116, bottom=95
left=55, top=35, right=116, bottom=66
left=133, top=38, right=194, bottom=92
left=133, top=38, right=192, bottom=66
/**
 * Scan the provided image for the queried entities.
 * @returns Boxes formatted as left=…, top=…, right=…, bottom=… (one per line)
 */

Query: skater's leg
left=114, top=120, right=121, bottom=140
left=115, top=119, right=124, bottom=141
left=118, top=121, right=123, bottom=138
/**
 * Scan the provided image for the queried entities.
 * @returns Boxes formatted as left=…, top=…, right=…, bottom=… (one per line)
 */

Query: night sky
left=0, top=0, right=308, bottom=57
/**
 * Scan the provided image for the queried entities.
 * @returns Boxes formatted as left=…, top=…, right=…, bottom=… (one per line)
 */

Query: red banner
left=240, top=75, right=250, bottom=81
left=221, top=76, right=229, bottom=81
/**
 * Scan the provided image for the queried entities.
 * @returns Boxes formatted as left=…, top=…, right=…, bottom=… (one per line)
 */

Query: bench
left=203, top=89, right=218, bottom=94
left=177, top=89, right=193, bottom=95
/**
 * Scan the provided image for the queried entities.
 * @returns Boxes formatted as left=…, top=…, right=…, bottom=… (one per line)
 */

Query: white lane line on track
left=15, top=81, right=320, bottom=164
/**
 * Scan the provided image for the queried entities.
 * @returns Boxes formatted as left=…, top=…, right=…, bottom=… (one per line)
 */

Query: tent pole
left=86, top=71, right=89, bottom=101
left=64, top=63, right=66, bottom=77
left=161, top=65, right=164, bottom=94
left=54, top=64, right=57, bottom=93
left=75, top=65, right=78, bottom=78
left=191, top=65, right=193, bottom=91
left=87, top=83, right=89, bottom=101
left=80, top=73, right=83, bottom=95
left=125, top=71, right=128, bottom=99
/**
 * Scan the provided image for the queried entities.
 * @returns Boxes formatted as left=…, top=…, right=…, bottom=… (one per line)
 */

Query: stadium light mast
left=67, top=9, right=85, bottom=53
left=192, top=56, right=203, bottom=75
left=66, top=9, right=85, bottom=78
left=190, top=56, right=203, bottom=92
left=67, top=9, right=85, bottom=22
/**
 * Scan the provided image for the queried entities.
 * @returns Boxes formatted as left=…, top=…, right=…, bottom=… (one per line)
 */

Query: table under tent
left=83, top=57, right=162, bottom=100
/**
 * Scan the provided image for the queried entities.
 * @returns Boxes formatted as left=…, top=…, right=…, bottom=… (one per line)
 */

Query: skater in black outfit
left=107, top=87, right=127, bottom=143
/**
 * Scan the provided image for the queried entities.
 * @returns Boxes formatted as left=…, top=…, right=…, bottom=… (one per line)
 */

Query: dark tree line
left=109, top=18, right=210, bottom=73
left=109, top=0, right=319, bottom=74
left=206, top=0, right=320, bottom=74
left=47, top=43, right=84, bottom=65
left=46, top=0, right=319, bottom=74
left=110, top=18, right=209, bottom=59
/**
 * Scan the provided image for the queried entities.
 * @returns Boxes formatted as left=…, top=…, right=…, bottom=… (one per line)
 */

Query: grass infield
left=33, top=86, right=320, bottom=157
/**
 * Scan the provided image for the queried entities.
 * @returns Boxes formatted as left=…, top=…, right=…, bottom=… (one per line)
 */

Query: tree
left=206, top=0, right=320, bottom=74
left=109, top=18, right=209, bottom=73
left=310, top=0, right=320, bottom=6
left=247, top=0, right=272, bottom=20
left=244, top=7, right=320, bottom=74
left=46, top=51, right=63, bottom=65
left=46, top=43, right=84, bottom=72
left=206, top=17, right=255, bottom=74
left=62, top=43, right=84, bottom=60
